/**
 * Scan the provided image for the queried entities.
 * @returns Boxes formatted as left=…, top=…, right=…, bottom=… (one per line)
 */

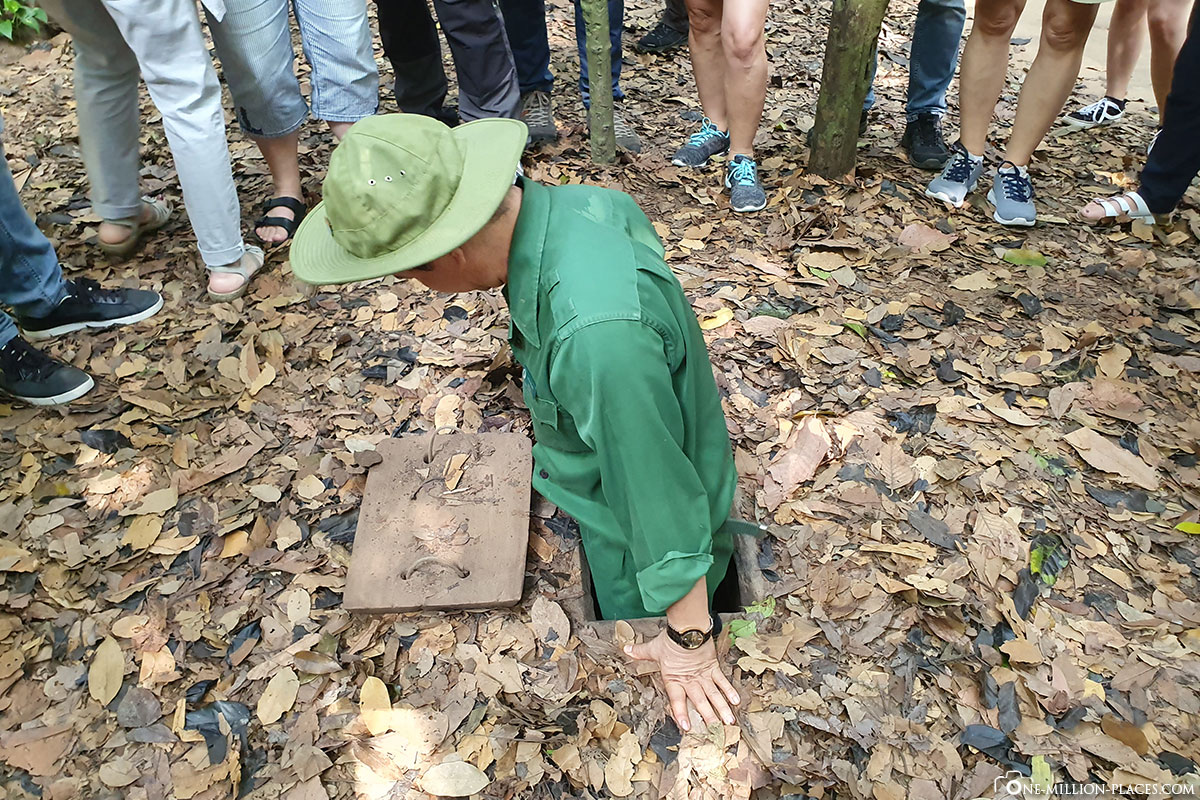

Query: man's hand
left=624, top=630, right=740, bottom=731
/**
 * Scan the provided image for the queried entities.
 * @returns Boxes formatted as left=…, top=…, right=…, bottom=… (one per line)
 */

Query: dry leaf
left=421, top=760, right=490, bottom=797
left=294, top=474, right=327, bottom=500
left=257, top=668, right=299, bottom=724
left=1064, top=427, right=1159, bottom=490
left=88, top=637, right=124, bottom=705
left=1000, top=638, right=1044, bottom=665
left=120, top=486, right=177, bottom=517
left=121, top=515, right=164, bottom=550
left=698, top=307, right=734, bottom=330
left=360, top=676, right=392, bottom=736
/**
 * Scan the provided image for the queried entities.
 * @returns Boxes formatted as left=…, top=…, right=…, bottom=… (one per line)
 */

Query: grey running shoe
left=925, top=142, right=984, bottom=207
left=612, top=109, right=641, bottom=153
left=987, top=161, right=1036, bottom=227
left=521, top=91, right=557, bottom=144
left=725, top=155, right=766, bottom=213
left=672, top=118, right=730, bottom=167
left=1065, top=96, right=1125, bottom=129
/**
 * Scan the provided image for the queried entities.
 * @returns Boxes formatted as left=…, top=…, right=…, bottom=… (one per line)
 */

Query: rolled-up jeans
left=863, top=0, right=966, bottom=119
left=206, top=0, right=379, bottom=138
left=39, top=0, right=245, bottom=269
left=0, top=130, right=69, bottom=349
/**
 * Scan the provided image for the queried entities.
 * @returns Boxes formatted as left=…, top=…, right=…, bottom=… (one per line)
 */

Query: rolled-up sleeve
left=549, top=319, right=714, bottom=613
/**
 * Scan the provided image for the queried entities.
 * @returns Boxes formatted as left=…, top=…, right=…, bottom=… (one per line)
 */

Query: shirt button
left=539, top=470, right=549, bottom=479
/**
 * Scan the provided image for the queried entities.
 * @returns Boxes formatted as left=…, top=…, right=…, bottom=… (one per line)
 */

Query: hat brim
left=288, top=118, right=528, bottom=285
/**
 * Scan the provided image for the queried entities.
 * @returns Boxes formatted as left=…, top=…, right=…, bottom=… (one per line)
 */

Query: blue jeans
left=864, top=0, right=965, bottom=119
left=499, top=0, right=623, bottom=104
left=0, top=136, right=68, bottom=348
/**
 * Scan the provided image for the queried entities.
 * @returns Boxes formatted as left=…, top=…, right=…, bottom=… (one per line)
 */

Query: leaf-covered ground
left=1, top=1, right=1199, bottom=798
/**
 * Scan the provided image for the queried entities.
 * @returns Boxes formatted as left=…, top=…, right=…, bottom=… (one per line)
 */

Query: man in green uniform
left=290, top=114, right=741, bottom=730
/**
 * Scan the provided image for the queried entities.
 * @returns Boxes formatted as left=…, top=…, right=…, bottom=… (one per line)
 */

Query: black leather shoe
left=0, top=337, right=93, bottom=406
left=17, top=278, right=162, bottom=341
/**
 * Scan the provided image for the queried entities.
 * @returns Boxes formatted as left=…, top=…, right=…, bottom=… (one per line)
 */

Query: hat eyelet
left=384, top=175, right=393, bottom=182
left=368, top=179, right=376, bottom=186
left=399, top=170, right=406, bottom=177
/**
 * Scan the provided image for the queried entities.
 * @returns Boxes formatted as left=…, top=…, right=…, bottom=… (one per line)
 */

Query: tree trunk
left=580, top=0, right=615, bottom=164
left=809, top=0, right=890, bottom=178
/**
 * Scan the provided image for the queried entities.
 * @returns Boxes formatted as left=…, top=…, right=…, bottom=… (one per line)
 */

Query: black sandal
left=254, top=196, right=307, bottom=245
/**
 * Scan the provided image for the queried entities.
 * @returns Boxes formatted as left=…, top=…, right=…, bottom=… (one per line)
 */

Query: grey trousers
left=40, top=0, right=245, bottom=268
left=376, top=0, right=520, bottom=121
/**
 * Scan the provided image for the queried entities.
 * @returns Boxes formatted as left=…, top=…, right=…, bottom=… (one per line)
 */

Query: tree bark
left=580, top=0, right=615, bottom=164
left=809, top=0, right=890, bottom=178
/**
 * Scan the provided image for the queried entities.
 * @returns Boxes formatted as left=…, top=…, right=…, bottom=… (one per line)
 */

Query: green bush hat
left=289, top=114, right=528, bottom=285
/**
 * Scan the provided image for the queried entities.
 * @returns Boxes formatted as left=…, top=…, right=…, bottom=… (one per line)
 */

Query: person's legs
left=907, top=0, right=967, bottom=118
left=207, top=0, right=308, bottom=244
left=433, top=0, right=521, bottom=120
left=957, top=0, right=1028, bottom=156
left=720, top=0, right=768, bottom=158
left=293, top=0, right=379, bottom=131
left=1139, top=17, right=1200, bottom=212
left=0, top=139, right=68, bottom=345
left=376, top=0, right=449, bottom=118
left=52, top=0, right=245, bottom=272
left=499, top=0, right=554, bottom=95
left=1146, top=0, right=1191, bottom=115
left=38, top=0, right=161, bottom=249
left=574, top=0, right=625, bottom=104
left=1106, top=0, right=1148, bottom=101
left=685, top=0, right=728, bottom=130
left=1004, top=0, right=1098, bottom=164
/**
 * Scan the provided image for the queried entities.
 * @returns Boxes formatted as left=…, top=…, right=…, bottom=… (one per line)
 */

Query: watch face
left=680, top=630, right=707, bottom=649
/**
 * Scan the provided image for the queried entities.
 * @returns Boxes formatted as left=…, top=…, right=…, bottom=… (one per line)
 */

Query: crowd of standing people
left=0, top=0, right=1197, bottom=407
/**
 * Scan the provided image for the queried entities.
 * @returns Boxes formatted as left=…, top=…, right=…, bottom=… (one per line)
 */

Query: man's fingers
left=712, top=666, right=741, bottom=707
left=623, top=641, right=654, bottom=662
left=685, top=682, right=720, bottom=728
left=665, top=681, right=691, bottom=732
left=704, top=680, right=736, bottom=725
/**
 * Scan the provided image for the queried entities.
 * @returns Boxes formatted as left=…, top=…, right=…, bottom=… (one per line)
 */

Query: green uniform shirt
left=503, top=178, right=737, bottom=620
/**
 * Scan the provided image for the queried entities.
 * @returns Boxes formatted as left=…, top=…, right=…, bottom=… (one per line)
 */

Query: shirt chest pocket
left=522, top=370, right=590, bottom=453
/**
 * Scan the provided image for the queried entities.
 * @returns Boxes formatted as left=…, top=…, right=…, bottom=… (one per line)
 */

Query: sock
left=1105, top=96, right=1128, bottom=110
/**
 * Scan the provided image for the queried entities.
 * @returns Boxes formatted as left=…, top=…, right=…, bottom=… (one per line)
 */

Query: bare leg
left=720, top=0, right=768, bottom=156
left=958, top=0, right=1028, bottom=156
left=1106, top=0, right=1148, bottom=100
left=328, top=120, right=353, bottom=140
left=685, top=0, right=728, bottom=131
left=252, top=131, right=303, bottom=244
left=1146, top=0, right=1191, bottom=115
left=1004, top=0, right=1098, bottom=165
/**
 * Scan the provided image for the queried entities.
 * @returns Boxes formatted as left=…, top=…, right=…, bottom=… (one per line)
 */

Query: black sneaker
left=17, top=278, right=162, bottom=341
left=0, top=337, right=94, bottom=406
left=901, top=112, right=952, bottom=170
left=633, top=20, right=688, bottom=54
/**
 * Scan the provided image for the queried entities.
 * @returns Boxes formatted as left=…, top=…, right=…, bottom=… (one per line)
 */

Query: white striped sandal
left=1080, top=191, right=1165, bottom=224
left=206, top=245, right=265, bottom=303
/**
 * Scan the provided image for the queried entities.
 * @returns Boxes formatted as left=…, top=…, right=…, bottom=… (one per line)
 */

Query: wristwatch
left=667, top=613, right=722, bottom=650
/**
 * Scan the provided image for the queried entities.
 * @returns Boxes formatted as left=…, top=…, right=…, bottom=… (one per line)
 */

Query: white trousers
left=40, top=0, right=245, bottom=268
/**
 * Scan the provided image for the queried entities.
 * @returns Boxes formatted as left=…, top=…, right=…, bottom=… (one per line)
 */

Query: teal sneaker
left=672, top=117, right=730, bottom=167
left=725, top=155, right=766, bottom=213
